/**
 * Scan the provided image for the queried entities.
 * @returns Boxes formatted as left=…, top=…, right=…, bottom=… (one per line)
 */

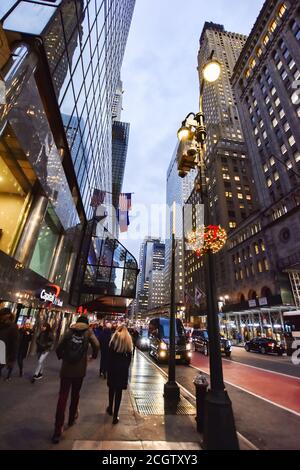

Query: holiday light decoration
left=187, top=225, right=227, bottom=257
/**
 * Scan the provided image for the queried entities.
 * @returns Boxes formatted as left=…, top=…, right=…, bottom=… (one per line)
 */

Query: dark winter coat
left=107, top=346, right=132, bottom=390
left=36, top=330, right=54, bottom=354
left=0, top=314, right=19, bottom=367
left=99, top=328, right=112, bottom=372
left=56, top=322, right=99, bottom=379
left=18, top=329, right=33, bottom=359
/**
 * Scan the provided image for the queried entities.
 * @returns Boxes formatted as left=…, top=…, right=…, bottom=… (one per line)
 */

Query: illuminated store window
left=0, top=129, right=36, bottom=257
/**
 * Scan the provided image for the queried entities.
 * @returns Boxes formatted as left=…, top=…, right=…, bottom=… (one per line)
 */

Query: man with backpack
left=52, top=316, right=99, bottom=444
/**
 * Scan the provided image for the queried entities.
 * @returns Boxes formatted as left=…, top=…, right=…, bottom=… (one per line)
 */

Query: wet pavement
left=0, top=350, right=202, bottom=451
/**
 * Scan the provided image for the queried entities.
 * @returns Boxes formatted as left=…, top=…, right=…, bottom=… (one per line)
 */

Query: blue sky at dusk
left=120, top=0, right=265, bottom=259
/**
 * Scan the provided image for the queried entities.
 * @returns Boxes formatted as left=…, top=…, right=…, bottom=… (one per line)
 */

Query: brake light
left=268, top=343, right=274, bottom=348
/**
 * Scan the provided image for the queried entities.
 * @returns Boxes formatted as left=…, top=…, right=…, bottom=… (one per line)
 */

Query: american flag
left=90, top=189, right=106, bottom=208
left=119, top=193, right=132, bottom=211
left=117, top=193, right=132, bottom=233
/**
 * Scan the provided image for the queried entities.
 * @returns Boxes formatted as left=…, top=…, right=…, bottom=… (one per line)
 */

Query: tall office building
left=111, top=121, right=130, bottom=211
left=148, top=241, right=165, bottom=310
left=112, top=79, right=124, bottom=121
left=137, top=238, right=165, bottom=315
left=196, top=22, right=259, bottom=298
left=165, top=146, right=197, bottom=309
left=231, top=0, right=300, bottom=308
left=0, top=0, right=137, bottom=325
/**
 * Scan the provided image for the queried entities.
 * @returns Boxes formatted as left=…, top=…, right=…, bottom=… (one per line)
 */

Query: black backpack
left=62, top=330, right=88, bottom=364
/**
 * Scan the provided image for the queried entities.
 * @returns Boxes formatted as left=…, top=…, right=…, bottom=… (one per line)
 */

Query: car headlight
left=160, top=342, right=168, bottom=351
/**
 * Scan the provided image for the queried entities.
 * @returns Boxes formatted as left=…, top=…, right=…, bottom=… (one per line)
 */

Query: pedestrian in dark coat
left=17, top=323, right=33, bottom=377
left=0, top=308, right=19, bottom=380
left=106, top=326, right=133, bottom=424
left=52, top=316, right=99, bottom=443
left=130, top=329, right=139, bottom=356
left=31, top=323, right=54, bottom=382
left=99, top=325, right=112, bottom=378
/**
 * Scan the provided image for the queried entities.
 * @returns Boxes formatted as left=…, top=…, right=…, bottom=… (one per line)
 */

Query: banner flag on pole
left=117, top=193, right=132, bottom=232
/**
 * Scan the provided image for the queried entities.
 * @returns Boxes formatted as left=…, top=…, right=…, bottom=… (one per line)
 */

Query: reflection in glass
left=113, top=242, right=126, bottom=268
left=109, top=268, right=123, bottom=296
left=29, top=209, right=60, bottom=279
left=4, top=2, right=56, bottom=35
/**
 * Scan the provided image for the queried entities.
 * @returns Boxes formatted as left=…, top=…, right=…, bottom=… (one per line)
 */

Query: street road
left=146, top=348, right=300, bottom=450
left=228, top=346, right=300, bottom=378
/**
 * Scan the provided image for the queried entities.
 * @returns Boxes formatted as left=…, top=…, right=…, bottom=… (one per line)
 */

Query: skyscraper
left=197, top=21, right=259, bottom=298
left=148, top=241, right=165, bottom=310
left=231, top=0, right=300, bottom=308
left=137, top=238, right=166, bottom=315
left=165, top=145, right=196, bottom=309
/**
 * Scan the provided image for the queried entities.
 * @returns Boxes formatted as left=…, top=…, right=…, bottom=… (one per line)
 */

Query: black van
left=148, top=317, right=192, bottom=365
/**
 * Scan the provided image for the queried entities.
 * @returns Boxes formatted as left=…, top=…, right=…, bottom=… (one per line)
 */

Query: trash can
left=193, top=373, right=209, bottom=433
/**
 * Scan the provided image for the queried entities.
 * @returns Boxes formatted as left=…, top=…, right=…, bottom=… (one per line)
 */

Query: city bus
left=283, top=311, right=300, bottom=355
left=283, top=311, right=300, bottom=339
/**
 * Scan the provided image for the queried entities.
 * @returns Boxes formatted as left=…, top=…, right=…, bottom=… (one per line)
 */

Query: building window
left=278, top=3, right=287, bottom=18
left=264, top=259, right=270, bottom=271
left=263, top=34, right=270, bottom=46
left=289, top=135, right=296, bottom=147
left=258, top=261, right=263, bottom=273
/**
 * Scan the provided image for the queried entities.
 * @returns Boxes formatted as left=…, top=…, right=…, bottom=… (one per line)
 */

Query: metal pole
left=164, top=220, right=180, bottom=401
left=197, top=80, right=239, bottom=450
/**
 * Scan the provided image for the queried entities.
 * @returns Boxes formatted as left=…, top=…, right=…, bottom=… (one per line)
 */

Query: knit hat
left=77, top=315, right=89, bottom=325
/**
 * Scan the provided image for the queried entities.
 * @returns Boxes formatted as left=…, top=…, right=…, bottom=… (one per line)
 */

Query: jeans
left=54, top=377, right=83, bottom=435
left=0, top=364, right=13, bottom=379
left=34, top=351, right=49, bottom=376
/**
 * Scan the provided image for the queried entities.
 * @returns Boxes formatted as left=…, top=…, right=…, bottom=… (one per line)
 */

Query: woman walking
left=31, top=323, right=54, bottom=382
left=106, top=326, right=133, bottom=424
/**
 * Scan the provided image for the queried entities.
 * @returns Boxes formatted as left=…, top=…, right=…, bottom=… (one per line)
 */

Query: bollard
left=193, top=373, right=209, bottom=433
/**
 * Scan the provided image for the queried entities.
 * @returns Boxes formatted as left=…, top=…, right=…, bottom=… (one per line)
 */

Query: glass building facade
left=1, top=0, right=136, bottom=223
left=0, top=0, right=137, bottom=320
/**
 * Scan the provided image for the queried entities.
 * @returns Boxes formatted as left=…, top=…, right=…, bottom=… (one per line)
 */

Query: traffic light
left=177, top=141, right=198, bottom=178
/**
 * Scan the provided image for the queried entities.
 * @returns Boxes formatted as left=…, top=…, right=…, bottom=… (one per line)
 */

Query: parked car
left=148, top=317, right=192, bottom=365
left=192, top=329, right=232, bottom=358
left=244, top=337, right=285, bottom=356
left=136, top=329, right=150, bottom=351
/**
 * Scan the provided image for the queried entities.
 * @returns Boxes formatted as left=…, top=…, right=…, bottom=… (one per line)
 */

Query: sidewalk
left=0, top=350, right=201, bottom=451
left=0, top=349, right=255, bottom=451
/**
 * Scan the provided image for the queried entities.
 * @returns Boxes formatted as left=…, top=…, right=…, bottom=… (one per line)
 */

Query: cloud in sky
left=120, top=0, right=265, bottom=259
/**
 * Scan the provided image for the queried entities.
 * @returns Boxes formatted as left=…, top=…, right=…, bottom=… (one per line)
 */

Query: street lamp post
left=178, top=57, right=239, bottom=450
left=164, top=203, right=180, bottom=401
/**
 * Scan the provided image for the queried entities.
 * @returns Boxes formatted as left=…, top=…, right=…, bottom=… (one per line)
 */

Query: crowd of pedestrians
left=0, top=307, right=139, bottom=445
